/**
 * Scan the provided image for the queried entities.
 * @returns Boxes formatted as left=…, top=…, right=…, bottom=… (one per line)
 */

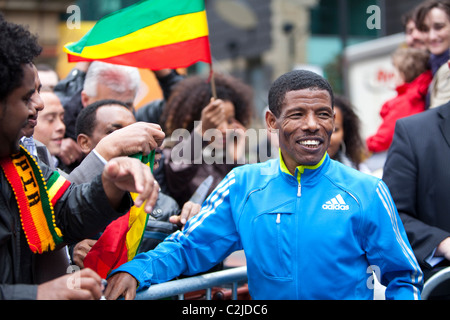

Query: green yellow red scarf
left=0, top=146, right=70, bottom=254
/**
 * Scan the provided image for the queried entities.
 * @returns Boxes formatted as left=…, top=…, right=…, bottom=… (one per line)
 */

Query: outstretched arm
left=104, top=172, right=241, bottom=300
left=101, top=156, right=159, bottom=213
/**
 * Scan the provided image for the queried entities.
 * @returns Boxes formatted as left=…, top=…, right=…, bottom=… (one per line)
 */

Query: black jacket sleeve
left=135, top=70, right=185, bottom=124
left=0, top=284, right=37, bottom=300
left=40, top=161, right=132, bottom=245
left=383, top=120, right=450, bottom=268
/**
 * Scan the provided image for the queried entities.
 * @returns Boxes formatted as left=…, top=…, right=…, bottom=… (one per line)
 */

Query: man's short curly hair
left=0, top=14, right=42, bottom=102
left=268, top=69, right=334, bottom=118
left=76, top=99, right=132, bottom=137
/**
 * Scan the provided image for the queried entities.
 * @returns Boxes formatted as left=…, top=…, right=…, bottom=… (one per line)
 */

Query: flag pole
left=209, top=63, right=217, bottom=99
left=204, top=0, right=216, bottom=100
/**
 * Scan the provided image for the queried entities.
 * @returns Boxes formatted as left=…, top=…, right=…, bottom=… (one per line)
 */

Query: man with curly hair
left=0, top=15, right=160, bottom=300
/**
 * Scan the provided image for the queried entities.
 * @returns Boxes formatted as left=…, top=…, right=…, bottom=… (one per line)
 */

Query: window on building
left=75, top=0, right=141, bottom=21
left=310, top=0, right=379, bottom=38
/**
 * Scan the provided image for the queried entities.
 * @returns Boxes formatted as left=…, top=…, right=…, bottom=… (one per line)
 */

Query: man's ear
left=77, top=134, right=93, bottom=154
left=80, top=90, right=90, bottom=108
left=332, top=108, right=336, bottom=132
left=265, top=109, right=278, bottom=132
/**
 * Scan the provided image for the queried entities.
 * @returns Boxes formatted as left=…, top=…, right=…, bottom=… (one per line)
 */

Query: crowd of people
left=2, top=0, right=450, bottom=300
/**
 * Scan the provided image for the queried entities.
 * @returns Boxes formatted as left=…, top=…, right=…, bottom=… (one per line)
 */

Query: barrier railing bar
left=232, top=282, right=238, bottom=300
left=134, top=266, right=248, bottom=300
left=422, top=266, right=450, bottom=300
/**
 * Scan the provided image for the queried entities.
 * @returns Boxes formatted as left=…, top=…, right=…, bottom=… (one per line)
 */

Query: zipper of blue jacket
left=294, top=166, right=302, bottom=298
left=295, top=154, right=328, bottom=198
left=278, top=150, right=327, bottom=198
left=296, top=169, right=302, bottom=197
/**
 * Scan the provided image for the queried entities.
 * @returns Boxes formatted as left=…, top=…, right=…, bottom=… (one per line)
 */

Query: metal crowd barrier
left=422, top=266, right=450, bottom=300
left=134, top=266, right=248, bottom=300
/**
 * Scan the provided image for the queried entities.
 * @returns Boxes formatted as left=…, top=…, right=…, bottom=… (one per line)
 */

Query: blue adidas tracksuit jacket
left=111, top=153, right=423, bottom=300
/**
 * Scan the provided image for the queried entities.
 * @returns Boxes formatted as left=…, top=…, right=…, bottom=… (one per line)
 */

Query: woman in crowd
left=160, top=73, right=254, bottom=207
left=415, top=0, right=450, bottom=109
left=327, top=95, right=370, bottom=174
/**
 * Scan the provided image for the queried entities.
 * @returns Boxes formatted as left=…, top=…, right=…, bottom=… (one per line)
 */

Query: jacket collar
left=279, top=149, right=329, bottom=184
left=430, top=50, right=450, bottom=75
left=438, top=103, right=450, bottom=148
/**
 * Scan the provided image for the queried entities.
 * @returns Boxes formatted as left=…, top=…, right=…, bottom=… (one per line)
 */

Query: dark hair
left=415, top=0, right=450, bottom=31
left=401, top=9, right=414, bottom=29
left=0, top=14, right=42, bottom=102
left=333, top=95, right=367, bottom=166
left=268, top=69, right=334, bottom=118
left=160, top=73, right=253, bottom=136
left=76, top=99, right=131, bottom=137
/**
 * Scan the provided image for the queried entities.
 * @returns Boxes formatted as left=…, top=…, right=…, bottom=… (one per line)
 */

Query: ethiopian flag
left=63, top=0, right=211, bottom=70
left=83, top=152, right=155, bottom=279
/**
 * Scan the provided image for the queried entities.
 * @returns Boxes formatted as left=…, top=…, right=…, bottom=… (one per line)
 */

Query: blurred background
left=0, top=0, right=423, bottom=137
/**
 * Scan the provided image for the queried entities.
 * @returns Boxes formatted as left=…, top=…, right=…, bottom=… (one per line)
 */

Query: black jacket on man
left=0, top=159, right=131, bottom=299
left=383, top=102, right=450, bottom=274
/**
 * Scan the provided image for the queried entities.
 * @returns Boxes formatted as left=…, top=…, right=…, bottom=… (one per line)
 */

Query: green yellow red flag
left=63, top=0, right=211, bottom=70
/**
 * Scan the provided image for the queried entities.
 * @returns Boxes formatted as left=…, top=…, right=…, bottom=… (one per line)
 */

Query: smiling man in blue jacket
left=105, top=70, right=423, bottom=300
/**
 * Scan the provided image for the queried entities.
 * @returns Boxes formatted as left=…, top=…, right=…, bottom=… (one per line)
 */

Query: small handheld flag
left=83, top=150, right=156, bottom=278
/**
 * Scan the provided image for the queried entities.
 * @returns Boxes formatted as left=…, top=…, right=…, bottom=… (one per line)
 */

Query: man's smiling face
left=267, top=88, right=334, bottom=173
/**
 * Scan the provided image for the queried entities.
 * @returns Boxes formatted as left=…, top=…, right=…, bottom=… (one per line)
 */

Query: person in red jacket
left=366, top=47, right=432, bottom=153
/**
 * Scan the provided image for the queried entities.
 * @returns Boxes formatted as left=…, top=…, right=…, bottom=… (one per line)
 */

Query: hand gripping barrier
left=134, top=266, right=248, bottom=300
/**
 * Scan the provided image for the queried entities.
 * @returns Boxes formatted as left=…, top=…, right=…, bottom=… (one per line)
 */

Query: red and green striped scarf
left=0, top=146, right=70, bottom=254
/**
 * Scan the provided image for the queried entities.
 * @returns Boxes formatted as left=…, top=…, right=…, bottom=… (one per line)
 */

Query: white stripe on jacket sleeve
left=376, top=180, right=423, bottom=300
left=169, top=172, right=236, bottom=241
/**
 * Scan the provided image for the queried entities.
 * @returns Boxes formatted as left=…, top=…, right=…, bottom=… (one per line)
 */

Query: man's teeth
left=299, top=140, right=320, bottom=147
